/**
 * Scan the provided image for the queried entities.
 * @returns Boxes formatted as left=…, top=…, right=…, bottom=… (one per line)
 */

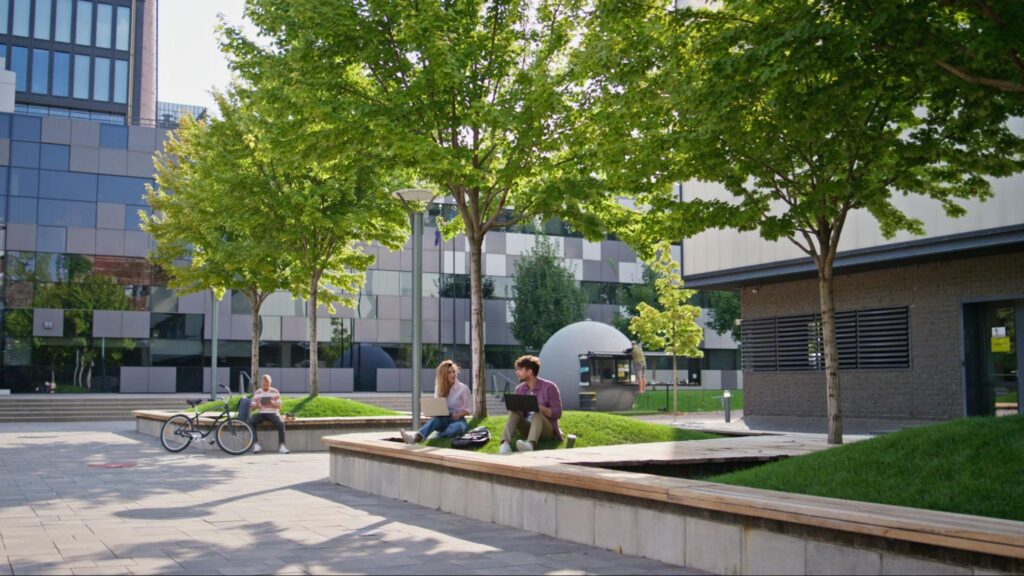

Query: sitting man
left=249, top=374, right=290, bottom=454
left=499, top=355, right=563, bottom=453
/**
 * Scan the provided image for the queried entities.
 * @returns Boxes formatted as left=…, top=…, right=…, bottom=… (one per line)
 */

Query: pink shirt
left=515, top=377, right=563, bottom=441
left=252, top=386, right=282, bottom=414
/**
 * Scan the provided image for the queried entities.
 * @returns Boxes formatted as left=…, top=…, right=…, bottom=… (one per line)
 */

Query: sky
left=157, top=0, right=248, bottom=114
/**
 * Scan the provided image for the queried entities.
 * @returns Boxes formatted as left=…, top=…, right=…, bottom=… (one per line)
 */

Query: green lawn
left=710, top=415, right=1024, bottom=521
left=422, top=411, right=721, bottom=453
left=197, top=395, right=400, bottom=417
left=629, top=388, right=744, bottom=413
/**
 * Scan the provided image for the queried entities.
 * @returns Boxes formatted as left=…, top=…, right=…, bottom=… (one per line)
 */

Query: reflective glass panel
left=115, top=4, right=128, bottom=49
left=113, top=59, right=126, bottom=103
left=94, top=2, right=110, bottom=48
left=75, top=0, right=91, bottom=45
left=93, top=56, right=108, bottom=101
left=12, top=0, right=28, bottom=36
left=11, top=45, right=28, bottom=91
left=38, top=199, right=96, bottom=227
left=30, top=49, right=48, bottom=94
left=51, top=51, right=69, bottom=96
left=34, top=0, right=51, bottom=39
left=72, top=54, right=88, bottom=98
left=54, top=0, right=71, bottom=41
left=0, top=0, right=8, bottom=34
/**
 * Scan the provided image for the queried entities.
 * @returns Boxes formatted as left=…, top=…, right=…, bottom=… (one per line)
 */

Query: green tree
left=222, top=0, right=615, bottom=416
left=144, top=93, right=286, bottom=391
left=706, top=291, right=741, bottom=342
left=582, top=0, right=1024, bottom=443
left=510, top=235, right=586, bottom=351
left=612, top=265, right=660, bottom=335
left=628, top=243, right=703, bottom=418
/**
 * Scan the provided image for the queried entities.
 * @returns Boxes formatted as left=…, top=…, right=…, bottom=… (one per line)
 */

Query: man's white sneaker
left=498, top=442, right=513, bottom=454
left=516, top=439, right=533, bottom=452
left=278, top=445, right=290, bottom=454
left=252, top=443, right=262, bottom=453
left=400, top=430, right=416, bottom=445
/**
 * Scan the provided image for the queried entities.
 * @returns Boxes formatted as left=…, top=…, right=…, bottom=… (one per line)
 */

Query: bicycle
left=160, top=384, right=255, bottom=455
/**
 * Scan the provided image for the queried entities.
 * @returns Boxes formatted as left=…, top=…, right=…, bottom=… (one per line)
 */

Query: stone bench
left=134, top=410, right=412, bottom=452
left=323, top=432, right=1024, bottom=575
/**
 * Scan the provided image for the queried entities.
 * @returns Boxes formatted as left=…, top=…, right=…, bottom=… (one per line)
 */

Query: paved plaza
left=0, top=421, right=701, bottom=575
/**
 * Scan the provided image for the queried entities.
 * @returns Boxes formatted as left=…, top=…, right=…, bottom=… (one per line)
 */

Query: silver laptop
left=420, top=397, right=450, bottom=418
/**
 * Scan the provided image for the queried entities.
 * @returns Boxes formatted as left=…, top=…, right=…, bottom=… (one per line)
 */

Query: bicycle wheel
left=160, top=414, right=194, bottom=452
left=215, top=418, right=255, bottom=455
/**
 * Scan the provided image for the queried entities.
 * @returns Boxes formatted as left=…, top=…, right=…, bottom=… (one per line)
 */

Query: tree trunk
left=85, top=360, right=93, bottom=390
left=819, top=257, right=842, bottom=445
left=672, top=355, right=678, bottom=418
left=250, top=304, right=261, bottom=395
left=309, top=274, right=320, bottom=398
left=468, top=233, right=488, bottom=418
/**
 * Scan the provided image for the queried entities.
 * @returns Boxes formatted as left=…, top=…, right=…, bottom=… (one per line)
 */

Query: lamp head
left=392, top=188, right=435, bottom=203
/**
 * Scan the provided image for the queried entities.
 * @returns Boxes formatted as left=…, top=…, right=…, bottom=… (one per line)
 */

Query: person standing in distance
left=626, top=340, right=647, bottom=393
left=498, top=355, right=563, bottom=453
left=250, top=374, right=289, bottom=454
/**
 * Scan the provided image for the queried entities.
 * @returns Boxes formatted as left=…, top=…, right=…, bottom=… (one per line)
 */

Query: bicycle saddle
left=186, top=399, right=204, bottom=407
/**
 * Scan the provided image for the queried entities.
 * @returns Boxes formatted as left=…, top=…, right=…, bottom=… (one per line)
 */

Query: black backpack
left=451, top=426, right=491, bottom=450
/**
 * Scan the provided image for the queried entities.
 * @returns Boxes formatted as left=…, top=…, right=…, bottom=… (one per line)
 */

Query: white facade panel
left=682, top=176, right=1024, bottom=276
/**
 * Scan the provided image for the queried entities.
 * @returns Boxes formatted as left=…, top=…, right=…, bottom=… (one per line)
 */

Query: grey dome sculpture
left=538, top=320, right=632, bottom=410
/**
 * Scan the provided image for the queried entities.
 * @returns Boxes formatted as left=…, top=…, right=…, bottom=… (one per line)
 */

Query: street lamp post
left=392, top=188, right=435, bottom=430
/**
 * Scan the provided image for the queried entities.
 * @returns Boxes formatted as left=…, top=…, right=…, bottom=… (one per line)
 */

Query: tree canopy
left=510, top=235, right=587, bottom=351
left=582, top=0, right=1024, bottom=443
left=221, top=0, right=619, bottom=415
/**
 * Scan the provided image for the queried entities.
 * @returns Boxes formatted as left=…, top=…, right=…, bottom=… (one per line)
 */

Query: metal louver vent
left=742, top=307, right=910, bottom=372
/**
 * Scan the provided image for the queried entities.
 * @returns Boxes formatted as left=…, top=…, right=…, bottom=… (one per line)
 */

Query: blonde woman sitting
left=401, top=360, right=473, bottom=444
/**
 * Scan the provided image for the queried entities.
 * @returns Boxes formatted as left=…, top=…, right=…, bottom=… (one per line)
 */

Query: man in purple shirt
left=499, top=355, right=563, bottom=453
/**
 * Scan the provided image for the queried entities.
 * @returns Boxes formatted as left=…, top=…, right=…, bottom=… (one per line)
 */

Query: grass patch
left=631, top=388, right=744, bottom=412
left=196, top=395, right=400, bottom=418
left=422, top=411, right=720, bottom=453
left=709, top=415, right=1024, bottom=521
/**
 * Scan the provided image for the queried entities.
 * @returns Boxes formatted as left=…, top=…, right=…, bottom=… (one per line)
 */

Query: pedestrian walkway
left=0, top=421, right=702, bottom=575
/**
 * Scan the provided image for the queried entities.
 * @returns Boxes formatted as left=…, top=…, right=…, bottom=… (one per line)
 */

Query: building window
left=112, top=58, right=126, bottom=103
left=54, top=0, right=71, bottom=42
left=741, top=306, right=911, bottom=372
left=11, top=45, right=28, bottom=91
left=52, top=51, right=69, bottom=96
left=94, top=2, right=110, bottom=48
left=114, top=4, right=128, bottom=50
left=12, top=0, right=29, bottom=36
left=34, top=0, right=51, bottom=39
left=72, top=53, right=88, bottom=98
left=75, top=0, right=91, bottom=45
left=30, top=48, right=48, bottom=94
left=93, top=55, right=108, bottom=101
left=0, top=0, right=8, bottom=35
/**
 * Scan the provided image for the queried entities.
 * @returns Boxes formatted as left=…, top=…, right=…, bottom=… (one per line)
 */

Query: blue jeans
left=417, top=416, right=468, bottom=440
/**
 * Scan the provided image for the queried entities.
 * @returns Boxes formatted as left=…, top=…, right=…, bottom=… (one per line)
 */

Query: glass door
left=965, top=300, right=1020, bottom=416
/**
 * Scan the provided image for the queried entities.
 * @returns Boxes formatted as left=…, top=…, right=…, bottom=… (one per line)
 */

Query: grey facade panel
left=378, top=320, right=400, bottom=343
left=281, top=316, right=307, bottom=342
left=122, top=311, right=150, bottom=339
left=92, top=311, right=122, bottom=338
left=0, top=139, right=9, bottom=165
left=177, top=292, right=205, bottom=314
left=41, top=117, right=72, bottom=144
left=230, top=315, right=252, bottom=341
left=421, top=297, right=439, bottom=321
left=98, top=148, right=128, bottom=176
left=66, top=227, right=97, bottom=254
left=96, top=202, right=125, bottom=229
left=69, top=146, right=99, bottom=172
left=353, top=319, right=378, bottom=342
left=741, top=249, right=1024, bottom=424
left=564, top=236, right=583, bottom=259
left=487, top=232, right=506, bottom=254
left=202, top=367, right=232, bottom=394
left=328, top=368, right=354, bottom=393
left=7, top=223, right=37, bottom=251
left=377, top=296, right=401, bottom=320
left=279, top=368, right=308, bottom=393
left=582, top=260, right=602, bottom=282
left=149, top=367, right=176, bottom=393
left=123, top=231, right=149, bottom=257
left=95, top=229, right=125, bottom=255
left=376, top=248, right=401, bottom=270
left=128, top=126, right=157, bottom=151
left=70, top=119, right=100, bottom=147
left=33, top=308, right=63, bottom=337
left=126, top=151, right=154, bottom=178
left=120, top=367, right=148, bottom=393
